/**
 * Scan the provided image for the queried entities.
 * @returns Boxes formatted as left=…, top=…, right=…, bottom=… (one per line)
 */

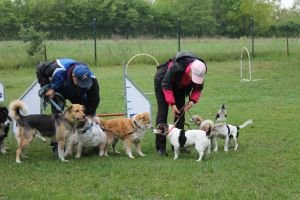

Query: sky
left=281, top=0, right=294, bottom=8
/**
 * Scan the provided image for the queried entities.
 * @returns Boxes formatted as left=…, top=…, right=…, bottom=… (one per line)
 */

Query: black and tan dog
left=9, top=100, right=86, bottom=163
left=0, top=106, right=11, bottom=154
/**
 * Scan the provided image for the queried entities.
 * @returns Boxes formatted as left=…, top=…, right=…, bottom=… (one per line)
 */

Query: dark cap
left=73, top=64, right=93, bottom=89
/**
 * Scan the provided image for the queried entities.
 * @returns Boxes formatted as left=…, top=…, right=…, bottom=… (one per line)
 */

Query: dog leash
left=38, top=84, right=66, bottom=112
left=166, top=106, right=187, bottom=135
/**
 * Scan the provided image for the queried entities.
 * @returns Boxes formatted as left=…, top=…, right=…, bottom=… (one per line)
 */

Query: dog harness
left=226, top=124, right=230, bottom=136
left=80, top=122, right=94, bottom=134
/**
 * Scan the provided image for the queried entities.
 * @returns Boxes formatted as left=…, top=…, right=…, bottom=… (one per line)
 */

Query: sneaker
left=158, top=150, right=168, bottom=156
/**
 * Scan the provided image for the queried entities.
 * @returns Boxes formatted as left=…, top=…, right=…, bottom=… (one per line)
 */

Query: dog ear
left=66, top=105, right=73, bottom=112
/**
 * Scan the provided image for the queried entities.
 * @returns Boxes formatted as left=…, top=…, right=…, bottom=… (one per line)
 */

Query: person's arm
left=189, top=82, right=204, bottom=104
left=183, top=83, right=204, bottom=112
left=50, top=70, right=66, bottom=90
left=85, top=78, right=100, bottom=116
left=161, top=63, right=182, bottom=116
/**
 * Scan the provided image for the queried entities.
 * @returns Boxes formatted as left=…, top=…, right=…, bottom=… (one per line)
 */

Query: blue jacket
left=50, top=58, right=100, bottom=116
left=51, top=58, right=96, bottom=90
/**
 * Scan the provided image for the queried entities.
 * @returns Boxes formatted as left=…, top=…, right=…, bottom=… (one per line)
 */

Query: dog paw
left=1, top=150, right=7, bottom=154
left=16, top=160, right=22, bottom=164
left=60, top=158, right=69, bottom=162
left=139, top=153, right=145, bottom=157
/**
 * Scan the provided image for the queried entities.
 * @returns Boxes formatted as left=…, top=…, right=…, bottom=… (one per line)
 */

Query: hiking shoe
left=158, top=150, right=168, bottom=156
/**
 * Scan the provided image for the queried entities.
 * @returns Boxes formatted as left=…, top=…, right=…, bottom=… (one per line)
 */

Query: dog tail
left=8, top=100, right=28, bottom=121
left=238, top=119, right=253, bottom=129
left=200, top=119, right=214, bottom=131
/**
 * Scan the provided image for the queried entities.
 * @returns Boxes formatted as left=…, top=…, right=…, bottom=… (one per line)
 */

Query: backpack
left=175, top=52, right=207, bottom=72
left=157, top=52, right=207, bottom=72
left=36, top=61, right=60, bottom=86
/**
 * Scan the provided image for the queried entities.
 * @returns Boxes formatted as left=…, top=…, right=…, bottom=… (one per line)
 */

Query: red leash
left=166, top=105, right=187, bottom=135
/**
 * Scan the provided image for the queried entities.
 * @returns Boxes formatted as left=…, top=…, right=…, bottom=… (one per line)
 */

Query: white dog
left=65, top=117, right=107, bottom=158
left=201, top=104, right=253, bottom=152
left=153, top=124, right=211, bottom=161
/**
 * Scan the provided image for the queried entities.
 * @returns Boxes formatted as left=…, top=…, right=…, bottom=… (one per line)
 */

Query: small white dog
left=65, top=117, right=107, bottom=158
left=153, top=124, right=211, bottom=161
left=201, top=104, right=253, bottom=152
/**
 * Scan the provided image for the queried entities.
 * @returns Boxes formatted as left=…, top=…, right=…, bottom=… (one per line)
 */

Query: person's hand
left=45, top=89, right=55, bottom=98
left=184, top=101, right=194, bottom=112
left=171, top=105, right=180, bottom=117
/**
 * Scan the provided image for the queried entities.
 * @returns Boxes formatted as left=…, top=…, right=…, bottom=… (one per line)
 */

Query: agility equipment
left=240, top=47, right=262, bottom=82
left=123, top=53, right=159, bottom=118
left=0, top=82, right=4, bottom=102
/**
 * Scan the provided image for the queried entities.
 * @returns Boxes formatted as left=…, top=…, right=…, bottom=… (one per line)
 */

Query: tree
left=0, top=0, right=19, bottom=40
left=18, top=25, right=49, bottom=57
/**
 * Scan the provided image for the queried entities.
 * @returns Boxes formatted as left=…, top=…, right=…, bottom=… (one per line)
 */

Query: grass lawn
left=0, top=40, right=299, bottom=199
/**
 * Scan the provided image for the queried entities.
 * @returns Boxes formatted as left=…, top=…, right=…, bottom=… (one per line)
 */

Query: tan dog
left=9, top=100, right=86, bottom=163
left=99, top=112, right=152, bottom=158
left=189, top=114, right=214, bottom=131
left=189, top=115, right=204, bottom=126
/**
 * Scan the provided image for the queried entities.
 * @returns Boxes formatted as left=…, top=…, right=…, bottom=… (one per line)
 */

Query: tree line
left=0, top=0, right=299, bottom=40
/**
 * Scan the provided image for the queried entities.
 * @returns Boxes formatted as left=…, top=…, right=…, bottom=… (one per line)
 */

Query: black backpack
left=175, top=52, right=207, bottom=72
left=36, top=61, right=60, bottom=86
left=157, top=51, right=207, bottom=72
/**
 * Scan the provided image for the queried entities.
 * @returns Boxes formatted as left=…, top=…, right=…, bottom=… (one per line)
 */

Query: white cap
left=191, top=60, right=206, bottom=84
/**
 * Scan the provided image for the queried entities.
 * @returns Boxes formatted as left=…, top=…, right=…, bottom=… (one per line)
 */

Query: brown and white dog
left=0, top=106, right=11, bottom=154
left=189, top=114, right=214, bottom=132
left=99, top=112, right=152, bottom=159
left=189, top=115, right=204, bottom=127
left=9, top=100, right=86, bottom=163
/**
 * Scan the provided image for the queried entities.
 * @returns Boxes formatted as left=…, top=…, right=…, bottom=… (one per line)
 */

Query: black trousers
left=154, top=66, right=186, bottom=152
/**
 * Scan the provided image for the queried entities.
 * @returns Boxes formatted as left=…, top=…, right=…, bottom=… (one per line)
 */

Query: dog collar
left=81, top=123, right=93, bottom=133
left=133, top=120, right=142, bottom=129
left=226, top=124, right=230, bottom=136
left=166, top=125, right=175, bottom=135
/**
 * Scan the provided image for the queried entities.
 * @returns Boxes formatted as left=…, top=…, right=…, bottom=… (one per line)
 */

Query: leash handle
left=174, top=110, right=185, bottom=126
left=173, top=101, right=190, bottom=125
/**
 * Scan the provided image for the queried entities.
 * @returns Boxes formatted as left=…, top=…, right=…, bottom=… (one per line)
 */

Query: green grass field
left=1, top=38, right=300, bottom=69
left=0, top=39, right=300, bottom=199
